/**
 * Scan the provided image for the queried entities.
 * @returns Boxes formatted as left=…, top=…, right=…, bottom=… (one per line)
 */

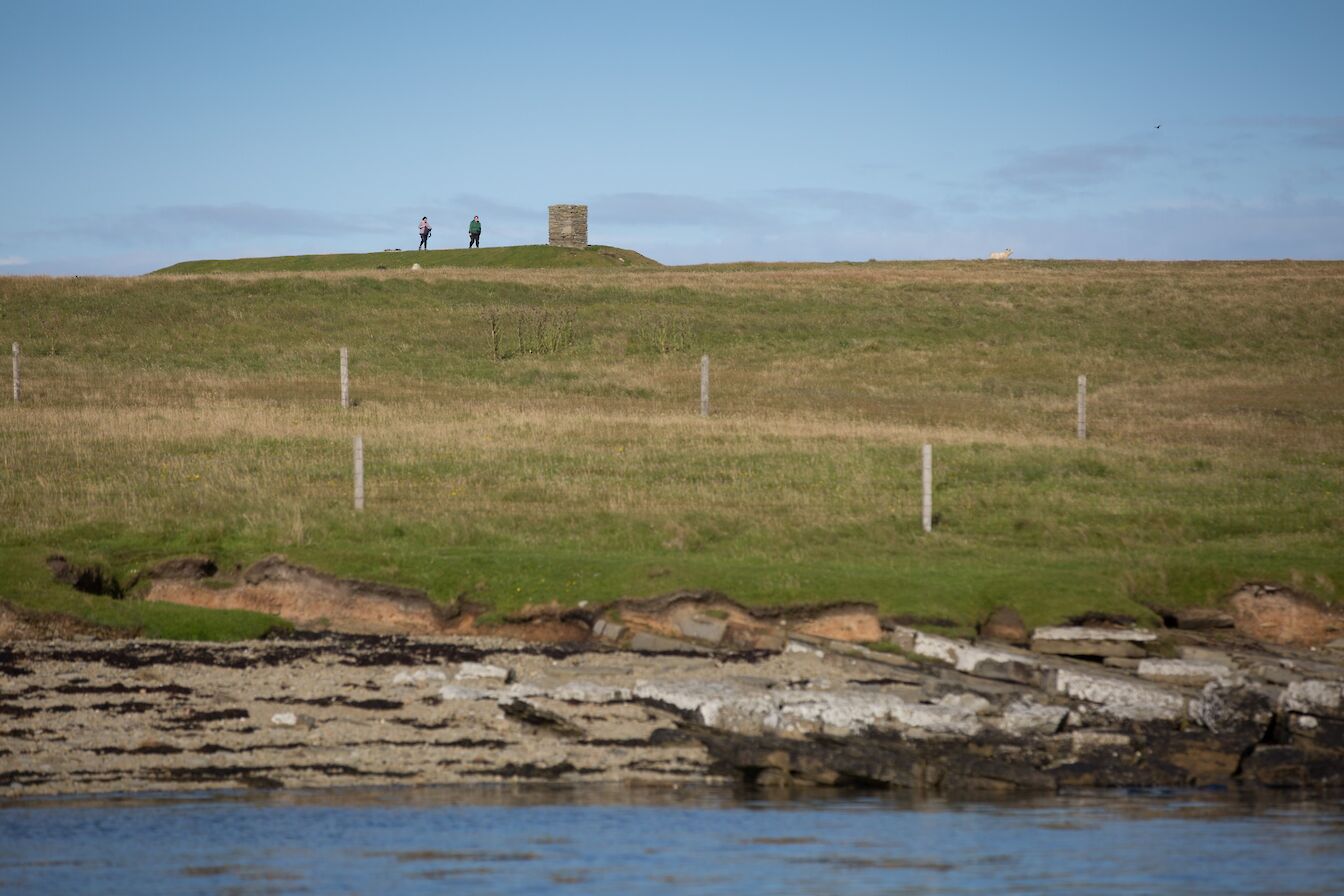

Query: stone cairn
left=548, top=204, right=588, bottom=249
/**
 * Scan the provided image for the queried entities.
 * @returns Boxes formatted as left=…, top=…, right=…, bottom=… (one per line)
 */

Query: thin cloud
left=981, top=196, right=1344, bottom=260
left=36, top=203, right=383, bottom=248
left=991, top=142, right=1154, bottom=193
left=1218, top=115, right=1344, bottom=150
left=1303, top=123, right=1344, bottom=150
left=592, top=189, right=921, bottom=231
left=763, top=188, right=921, bottom=223
left=0, top=255, right=29, bottom=266
left=592, top=192, right=766, bottom=227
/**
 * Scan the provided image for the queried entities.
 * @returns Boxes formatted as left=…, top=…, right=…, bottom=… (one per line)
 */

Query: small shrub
left=632, top=314, right=692, bottom=354
left=485, top=307, right=577, bottom=359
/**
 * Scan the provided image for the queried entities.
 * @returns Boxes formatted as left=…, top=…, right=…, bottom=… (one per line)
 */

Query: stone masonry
left=548, top=204, right=588, bottom=248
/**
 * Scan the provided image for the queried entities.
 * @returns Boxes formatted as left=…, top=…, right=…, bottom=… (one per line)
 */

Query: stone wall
left=548, top=204, right=588, bottom=248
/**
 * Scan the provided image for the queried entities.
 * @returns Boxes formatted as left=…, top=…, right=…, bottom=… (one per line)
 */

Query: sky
left=2, top=0, right=1342, bottom=274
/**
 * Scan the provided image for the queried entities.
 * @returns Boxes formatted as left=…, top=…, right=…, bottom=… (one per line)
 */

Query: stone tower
left=548, top=204, right=588, bottom=249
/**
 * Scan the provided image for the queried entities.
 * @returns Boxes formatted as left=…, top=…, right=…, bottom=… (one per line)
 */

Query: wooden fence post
left=340, top=347, right=350, bottom=409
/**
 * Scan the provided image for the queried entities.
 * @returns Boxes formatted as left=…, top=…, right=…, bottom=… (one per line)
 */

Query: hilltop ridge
left=153, top=244, right=661, bottom=274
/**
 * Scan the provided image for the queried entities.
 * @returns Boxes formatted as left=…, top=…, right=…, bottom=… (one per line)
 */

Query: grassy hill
left=2, top=259, right=1342, bottom=639
left=153, top=244, right=661, bottom=274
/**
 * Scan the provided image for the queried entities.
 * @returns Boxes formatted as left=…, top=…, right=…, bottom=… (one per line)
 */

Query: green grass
left=2, top=259, right=1341, bottom=639
left=0, top=545, right=288, bottom=640
left=153, top=244, right=660, bottom=274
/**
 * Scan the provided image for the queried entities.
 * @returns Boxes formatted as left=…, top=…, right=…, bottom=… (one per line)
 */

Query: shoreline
left=5, top=618, right=1343, bottom=798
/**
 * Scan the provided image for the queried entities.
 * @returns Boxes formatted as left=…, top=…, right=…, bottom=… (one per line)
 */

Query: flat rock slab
left=454, top=662, right=514, bottom=683
left=910, top=632, right=1048, bottom=686
left=1053, top=668, right=1188, bottom=721
left=591, top=618, right=624, bottom=641
left=1138, top=658, right=1234, bottom=687
left=1281, top=680, right=1344, bottom=719
left=1032, top=639, right=1148, bottom=659
left=1032, top=626, right=1157, bottom=642
left=1031, top=627, right=1156, bottom=659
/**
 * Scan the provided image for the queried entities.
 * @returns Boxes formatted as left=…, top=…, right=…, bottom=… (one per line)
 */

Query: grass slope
left=2, top=260, right=1342, bottom=639
left=153, top=244, right=660, bottom=275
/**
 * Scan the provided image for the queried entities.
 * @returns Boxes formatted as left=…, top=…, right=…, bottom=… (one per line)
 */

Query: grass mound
left=153, top=244, right=660, bottom=275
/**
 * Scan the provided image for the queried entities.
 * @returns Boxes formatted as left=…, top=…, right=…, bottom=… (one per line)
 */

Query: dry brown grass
left=2, top=260, right=1341, bottom=629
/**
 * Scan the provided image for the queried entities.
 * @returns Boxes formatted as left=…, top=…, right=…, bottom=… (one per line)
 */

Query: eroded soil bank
left=4, top=609, right=1343, bottom=797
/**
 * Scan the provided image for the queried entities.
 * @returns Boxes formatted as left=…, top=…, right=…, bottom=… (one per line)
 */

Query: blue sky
left=2, top=0, right=1342, bottom=274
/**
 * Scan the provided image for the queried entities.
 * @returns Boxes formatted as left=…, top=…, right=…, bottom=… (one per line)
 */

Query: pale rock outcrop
left=1053, top=667, right=1187, bottom=721
left=1281, top=680, right=1344, bottom=718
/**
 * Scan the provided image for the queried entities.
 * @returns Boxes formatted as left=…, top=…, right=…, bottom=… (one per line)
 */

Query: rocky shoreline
left=5, top=605, right=1344, bottom=797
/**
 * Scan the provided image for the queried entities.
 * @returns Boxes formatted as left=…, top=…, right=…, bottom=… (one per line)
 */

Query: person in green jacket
left=468, top=216, right=482, bottom=248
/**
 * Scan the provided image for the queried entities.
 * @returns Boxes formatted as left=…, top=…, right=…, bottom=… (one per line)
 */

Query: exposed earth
left=4, top=562, right=1344, bottom=798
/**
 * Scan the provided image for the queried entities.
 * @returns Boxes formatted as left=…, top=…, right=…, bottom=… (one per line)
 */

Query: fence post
left=340, top=347, right=350, bottom=409
left=353, top=435, right=364, bottom=511
left=700, top=354, right=710, bottom=417
left=10, top=343, right=18, bottom=403
left=1077, top=374, right=1087, bottom=440
left=922, top=443, right=933, bottom=533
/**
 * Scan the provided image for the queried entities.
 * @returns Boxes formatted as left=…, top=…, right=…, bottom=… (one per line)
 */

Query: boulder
left=978, top=607, right=1029, bottom=646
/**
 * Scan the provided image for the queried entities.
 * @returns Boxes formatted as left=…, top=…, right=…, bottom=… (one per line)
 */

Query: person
left=468, top=215, right=482, bottom=248
left=418, top=217, right=431, bottom=250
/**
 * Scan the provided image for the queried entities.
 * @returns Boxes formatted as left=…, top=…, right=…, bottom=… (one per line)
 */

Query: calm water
left=2, top=786, right=1342, bottom=895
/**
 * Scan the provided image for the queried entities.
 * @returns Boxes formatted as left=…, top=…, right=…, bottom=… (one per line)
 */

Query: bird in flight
left=1154, top=124, right=1162, bottom=129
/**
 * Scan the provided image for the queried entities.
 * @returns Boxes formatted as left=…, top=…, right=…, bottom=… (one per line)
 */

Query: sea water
left=2, top=786, right=1342, bottom=895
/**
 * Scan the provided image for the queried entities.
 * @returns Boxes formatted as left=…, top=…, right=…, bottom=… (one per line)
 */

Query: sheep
left=988, top=249, right=1013, bottom=260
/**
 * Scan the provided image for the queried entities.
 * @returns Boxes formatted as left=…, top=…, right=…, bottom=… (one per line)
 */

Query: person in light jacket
left=418, top=217, right=431, bottom=250
left=468, top=216, right=482, bottom=248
